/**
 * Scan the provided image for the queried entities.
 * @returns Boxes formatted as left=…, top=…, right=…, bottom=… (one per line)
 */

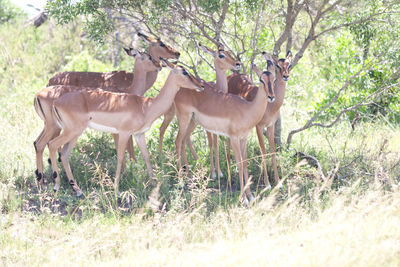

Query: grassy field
left=1, top=17, right=400, bottom=266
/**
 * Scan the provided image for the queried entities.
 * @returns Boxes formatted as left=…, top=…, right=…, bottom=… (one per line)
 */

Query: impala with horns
left=158, top=42, right=241, bottom=180
left=175, top=54, right=276, bottom=204
left=33, top=49, right=162, bottom=189
left=46, top=61, right=204, bottom=195
left=227, top=51, right=293, bottom=188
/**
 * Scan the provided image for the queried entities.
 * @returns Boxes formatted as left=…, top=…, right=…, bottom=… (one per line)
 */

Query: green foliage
left=62, top=50, right=110, bottom=71
left=0, top=5, right=400, bottom=261
left=0, top=0, right=22, bottom=24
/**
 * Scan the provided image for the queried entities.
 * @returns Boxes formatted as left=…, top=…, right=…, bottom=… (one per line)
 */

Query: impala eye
left=160, top=42, right=166, bottom=47
left=182, top=70, right=189, bottom=76
left=218, top=54, right=225, bottom=59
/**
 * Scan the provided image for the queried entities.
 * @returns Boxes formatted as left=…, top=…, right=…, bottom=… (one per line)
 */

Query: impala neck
left=143, top=74, right=180, bottom=123
left=246, top=83, right=269, bottom=126
left=145, top=71, right=158, bottom=92
left=127, top=65, right=148, bottom=96
left=215, top=67, right=228, bottom=92
left=268, top=71, right=287, bottom=113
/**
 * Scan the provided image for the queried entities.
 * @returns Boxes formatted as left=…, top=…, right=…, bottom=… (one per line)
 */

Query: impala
left=158, top=43, right=240, bottom=179
left=33, top=49, right=162, bottom=188
left=47, top=32, right=180, bottom=161
left=47, top=62, right=204, bottom=195
left=48, top=32, right=180, bottom=95
left=228, top=51, right=293, bottom=188
left=175, top=55, right=276, bottom=204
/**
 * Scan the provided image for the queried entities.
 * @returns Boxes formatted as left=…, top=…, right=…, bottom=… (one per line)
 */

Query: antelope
left=175, top=54, right=276, bottom=204
left=158, top=43, right=241, bottom=179
left=47, top=32, right=181, bottom=161
left=33, top=49, right=162, bottom=189
left=227, top=51, right=293, bottom=188
left=46, top=62, right=204, bottom=195
left=48, top=32, right=180, bottom=95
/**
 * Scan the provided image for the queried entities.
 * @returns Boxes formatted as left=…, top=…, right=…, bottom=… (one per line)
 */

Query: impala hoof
left=53, top=184, right=60, bottom=192
left=76, top=191, right=83, bottom=197
left=242, top=197, right=249, bottom=207
left=249, top=195, right=255, bottom=204
left=211, top=172, right=216, bottom=180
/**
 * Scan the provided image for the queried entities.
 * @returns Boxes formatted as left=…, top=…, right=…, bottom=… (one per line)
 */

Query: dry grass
left=1, top=175, right=400, bottom=266
left=1, top=16, right=400, bottom=267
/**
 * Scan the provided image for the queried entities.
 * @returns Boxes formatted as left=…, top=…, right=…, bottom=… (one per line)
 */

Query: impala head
left=124, top=47, right=162, bottom=72
left=138, top=32, right=181, bottom=60
left=199, top=43, right=241, bottom=72
left=161, top=58, right=204, bottom=92
left=252, top=55, right=275, bottom=103
left=263, top=50, right=293, bottom=82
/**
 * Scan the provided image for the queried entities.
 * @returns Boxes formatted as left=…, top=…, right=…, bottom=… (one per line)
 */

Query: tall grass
left=0, top=17, right=399, bottom=266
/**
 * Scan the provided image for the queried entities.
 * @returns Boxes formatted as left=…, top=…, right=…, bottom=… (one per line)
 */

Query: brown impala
left=228, top=51, right=293, bottom=188
left=47, top=33, right=180, bottom=161
left=47, top=61, right=204, bottom=196
left=175, top=54, right=276, bottom=205
left=159, top=43, right=241, bottom=179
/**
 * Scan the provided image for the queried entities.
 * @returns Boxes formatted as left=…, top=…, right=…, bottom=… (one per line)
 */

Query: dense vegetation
left=1, top=1, right=399, bottom=265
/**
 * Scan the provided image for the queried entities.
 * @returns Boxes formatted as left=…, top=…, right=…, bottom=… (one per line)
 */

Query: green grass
left=1, top=17, right=400, bottom=266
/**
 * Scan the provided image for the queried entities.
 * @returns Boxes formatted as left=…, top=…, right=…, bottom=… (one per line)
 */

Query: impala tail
left=52, top=105, right=64, bottom=130
left=34, top=96, right=46, bottom=121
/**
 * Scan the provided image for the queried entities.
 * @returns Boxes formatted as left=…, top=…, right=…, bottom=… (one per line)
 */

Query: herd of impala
left=33, top=33, right=292, bottom=204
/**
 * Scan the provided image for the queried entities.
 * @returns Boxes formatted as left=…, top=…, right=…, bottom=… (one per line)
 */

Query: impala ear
left=161, top=58, right=176, bottom=69
left=217, top=43, right=225, bottom=51
left=262, top=52, right=275, bottom=72
left=138, top=32, right=156, bottom=44
left=286, top=50, right=293, bottom=62
left=199, top=43, right=216, bottom=57
left=251, top=64, right=262, bottom=78
left=125, top=47, right=139, bottom=57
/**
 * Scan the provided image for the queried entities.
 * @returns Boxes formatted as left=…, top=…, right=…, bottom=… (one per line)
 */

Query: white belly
left=204, top=128, right=229, bottom=137
left=88, top=121, right=119, bottom=134
left=134, top=126, right=150, bottom=135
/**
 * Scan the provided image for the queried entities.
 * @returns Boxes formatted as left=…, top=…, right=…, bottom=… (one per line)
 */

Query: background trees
left=47, top=0, right=400, bottom=146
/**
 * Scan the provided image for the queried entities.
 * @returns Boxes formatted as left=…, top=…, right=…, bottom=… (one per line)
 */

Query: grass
left=1, top=17, right=400, bottom=266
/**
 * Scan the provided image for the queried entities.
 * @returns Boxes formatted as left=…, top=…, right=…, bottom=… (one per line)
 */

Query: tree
left=0, top=0, right=21, bottom=24
left=47, top=0, right=400, bottom=146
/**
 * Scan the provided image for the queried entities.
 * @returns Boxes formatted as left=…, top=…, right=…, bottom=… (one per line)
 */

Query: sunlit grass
left=1, top=16, right=400, bottom=266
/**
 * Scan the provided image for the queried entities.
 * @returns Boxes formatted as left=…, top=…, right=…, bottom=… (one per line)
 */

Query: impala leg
left=113, top=134, right=127, bottom=168
left=213, top=133, right=223, bottom=179
left=206, top=132, right=215, bottom=179
left=240, top=138, right=253, bottom=201
left=230, top=137, right=246, bottom=204
left=113, top=133, right=130, bottom=195
left=186, top=136, right=199, bottom=161
left=126, top=136, right=137, bottom=162
left=266, top=125, right=280, bottom=184
left=34, top=124, right=60, bottom=186
left=182, top=119, right=197, bottom=171
left=256, top=124, right=271, bottom=189
left=134, top=133, right=154, bottom=179
left=227, top=139, right=232, bottom=164
left=175, top=112, right=191, bottom=174
left=59, top=136, right=82, bottom=196
left=159, top=105, right=175, bottom=156
left=48, top=128, right=83, bottom=193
